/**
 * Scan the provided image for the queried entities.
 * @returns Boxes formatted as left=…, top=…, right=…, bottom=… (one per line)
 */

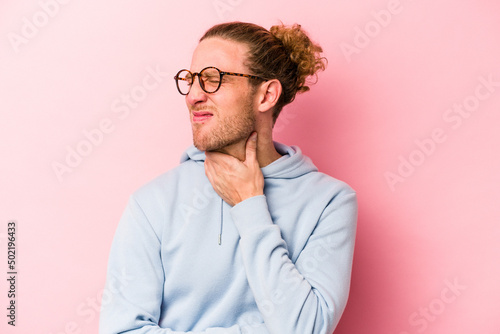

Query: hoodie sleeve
left=99, top=196, right=264, bottom=334
left=230, top=190, right=358, bottom=334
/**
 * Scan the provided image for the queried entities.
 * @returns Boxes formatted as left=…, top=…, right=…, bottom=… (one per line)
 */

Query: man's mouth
left=192, top=111, right=213, bottom=123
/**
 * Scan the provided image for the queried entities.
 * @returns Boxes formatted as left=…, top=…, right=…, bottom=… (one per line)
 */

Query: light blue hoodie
left=100, top=142, right=357, bottom=334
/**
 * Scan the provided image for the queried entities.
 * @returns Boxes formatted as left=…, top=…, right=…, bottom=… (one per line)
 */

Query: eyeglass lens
left=176, top=68, right=221, bottom=95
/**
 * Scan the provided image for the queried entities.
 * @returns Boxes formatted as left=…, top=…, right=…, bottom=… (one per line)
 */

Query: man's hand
left=204, top=132, right=264, bottom=206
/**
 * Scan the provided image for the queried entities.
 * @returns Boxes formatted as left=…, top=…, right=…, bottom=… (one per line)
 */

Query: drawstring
left=218, top=198, right=223, bottom=245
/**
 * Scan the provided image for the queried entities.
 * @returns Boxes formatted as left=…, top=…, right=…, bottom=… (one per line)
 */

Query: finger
left=204, top=159, right=211, bottom=178
left=205, top=157, right=224, bottom=182
left=245, top=132, right=258, bottom=164
left=205, top=154, right=223, bottom=170
left=205, top=158, right=216, bottom=177
left=206, top=152, right=227, bottom=164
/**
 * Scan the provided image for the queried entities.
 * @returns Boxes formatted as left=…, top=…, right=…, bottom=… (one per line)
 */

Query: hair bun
left=270, top=23, right=327, bottom=93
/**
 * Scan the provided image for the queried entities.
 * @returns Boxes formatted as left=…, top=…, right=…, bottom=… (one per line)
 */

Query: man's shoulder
left=269, top=141, right=356, bottom=199
left=297, top=170, right=357, bottom=202
left=312, top=170, right=355, bottom=192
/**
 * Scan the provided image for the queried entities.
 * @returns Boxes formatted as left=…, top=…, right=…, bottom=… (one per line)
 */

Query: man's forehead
left=190, top=37, right=249, bottom=72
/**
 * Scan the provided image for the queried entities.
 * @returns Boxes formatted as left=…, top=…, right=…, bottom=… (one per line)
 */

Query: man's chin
left=193, top=141, right=226, bottom=152
left=193, top=142, right=209, bottom=152
left=192, top=127, right=254, bottom=153
left=192, top=129, right=210, bottom=151
left=193, top=136, right=216, bottom=152
left=193, top=135, right=236, bottom=153
left=192, top=131, right=226, bottom=152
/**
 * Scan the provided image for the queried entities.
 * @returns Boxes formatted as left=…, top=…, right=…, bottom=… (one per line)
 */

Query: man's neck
left=213, top=134, right=282, bottom=167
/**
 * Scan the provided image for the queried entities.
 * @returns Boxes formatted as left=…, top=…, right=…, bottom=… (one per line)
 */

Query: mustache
left=189, top=106, right=217, bottom=113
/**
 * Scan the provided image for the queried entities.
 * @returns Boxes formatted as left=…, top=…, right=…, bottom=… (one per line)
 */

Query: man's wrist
left=231, top=195, right=273, bottom=230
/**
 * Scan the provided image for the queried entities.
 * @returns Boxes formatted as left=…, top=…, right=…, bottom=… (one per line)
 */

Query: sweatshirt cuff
left=230, top=195, right=274, bottom=235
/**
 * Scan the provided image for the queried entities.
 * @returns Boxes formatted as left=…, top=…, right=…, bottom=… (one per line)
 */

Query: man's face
left=186, top=37, right=256, bottom=152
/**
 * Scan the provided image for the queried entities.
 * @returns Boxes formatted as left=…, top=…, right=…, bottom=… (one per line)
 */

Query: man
left=100, top=22, right=357, bottom=334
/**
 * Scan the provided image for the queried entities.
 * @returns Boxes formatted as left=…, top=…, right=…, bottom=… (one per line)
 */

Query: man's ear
left=256, top=79, right=282, bottom=113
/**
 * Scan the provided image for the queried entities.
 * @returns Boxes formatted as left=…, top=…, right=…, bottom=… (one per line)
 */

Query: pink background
left=1, top=1, right=499, bottom=333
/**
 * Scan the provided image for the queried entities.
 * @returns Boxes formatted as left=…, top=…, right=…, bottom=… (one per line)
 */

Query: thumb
left=245, top=132, right=258, bottom=163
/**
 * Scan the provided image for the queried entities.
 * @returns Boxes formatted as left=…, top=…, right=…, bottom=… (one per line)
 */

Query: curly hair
left=200, top=21, right=326, bottom=122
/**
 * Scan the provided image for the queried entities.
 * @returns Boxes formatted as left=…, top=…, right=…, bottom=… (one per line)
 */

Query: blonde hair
left=200, top=22, right=326, bottom=122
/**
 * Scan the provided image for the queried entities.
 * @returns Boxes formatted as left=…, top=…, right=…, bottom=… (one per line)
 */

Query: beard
left=190, top=98, right=256, bottom=152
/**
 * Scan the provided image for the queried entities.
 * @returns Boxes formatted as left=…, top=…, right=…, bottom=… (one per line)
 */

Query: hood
left=179, top=142, right=318, bottom=179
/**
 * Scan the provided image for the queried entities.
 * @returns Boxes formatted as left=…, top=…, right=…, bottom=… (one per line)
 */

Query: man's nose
left=186, top=77, right=207, bottom=105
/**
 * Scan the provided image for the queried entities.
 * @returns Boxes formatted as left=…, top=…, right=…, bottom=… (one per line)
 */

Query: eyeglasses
left=174, top=66, right=265, bottom=95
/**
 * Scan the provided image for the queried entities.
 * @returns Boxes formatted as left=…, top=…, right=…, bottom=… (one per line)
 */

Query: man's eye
left=204, top=76, right=219, bottom=83
left=180, top=77, right=192, bottom=86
